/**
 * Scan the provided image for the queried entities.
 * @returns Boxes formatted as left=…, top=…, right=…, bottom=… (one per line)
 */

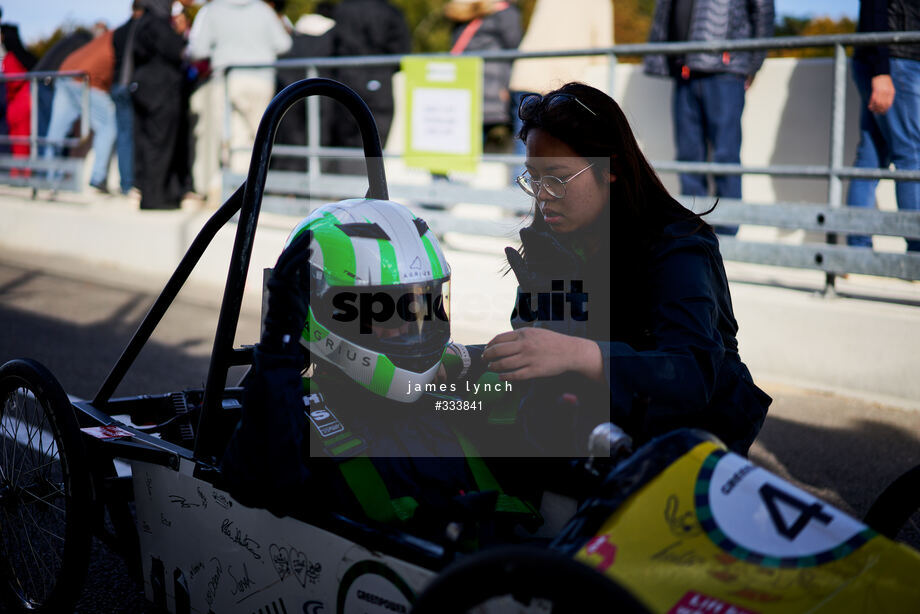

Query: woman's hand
left=483, top=328, right=604, bottom=382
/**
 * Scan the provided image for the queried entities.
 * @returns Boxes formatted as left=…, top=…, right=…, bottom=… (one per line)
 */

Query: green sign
left=402, top=56, right=483, bottom=174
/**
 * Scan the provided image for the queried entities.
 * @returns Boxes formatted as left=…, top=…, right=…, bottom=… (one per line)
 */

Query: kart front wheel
left=411, top=545, right=649, bottom=614
left=0, top=359, right=93, bottom=613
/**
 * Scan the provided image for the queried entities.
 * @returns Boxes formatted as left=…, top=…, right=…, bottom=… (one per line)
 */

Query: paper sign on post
left=411, top=88, right=472, bottom=154
left=402, top=57, right=482, bottom=174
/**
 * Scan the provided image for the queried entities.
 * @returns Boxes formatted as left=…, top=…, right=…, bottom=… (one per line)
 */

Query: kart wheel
left=411, top=545, right=650, bottom=614
left=0, top=359, right=93, bottom=613
left=864, top=464, right=920, bottom=544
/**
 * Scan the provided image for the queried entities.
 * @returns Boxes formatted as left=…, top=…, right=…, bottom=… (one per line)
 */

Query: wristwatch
left=448, top=341, right=471, bottom=380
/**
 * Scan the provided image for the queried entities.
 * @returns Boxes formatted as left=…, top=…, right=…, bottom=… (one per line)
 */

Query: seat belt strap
left=454, top=430, right=540, bottom=519
left=338, top=456, right=419, bottom=523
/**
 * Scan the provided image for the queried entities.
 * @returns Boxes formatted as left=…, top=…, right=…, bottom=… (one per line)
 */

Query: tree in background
left=774, top=15, right=812, bottom=38
left=615, top=0, right=654, bottom=46
left=770, top=15, right=856, bottom=58
left=25, top=1, right=856, bottom=62
left=26, top=25, right=72, bottom=59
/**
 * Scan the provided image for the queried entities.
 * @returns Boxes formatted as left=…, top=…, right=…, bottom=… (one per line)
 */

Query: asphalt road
left=1, top=247, right=919, bottom=612
left=0, top=250, right=261, bottom=614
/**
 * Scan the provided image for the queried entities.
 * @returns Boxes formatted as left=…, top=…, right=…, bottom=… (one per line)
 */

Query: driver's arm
left=220, top=231, right=314, bottom=516
left=220, top=345, right=310, bottom=516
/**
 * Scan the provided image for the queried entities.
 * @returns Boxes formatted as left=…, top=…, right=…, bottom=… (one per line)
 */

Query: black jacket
left=33, top=30, right=92, bottom=72
left=852, top=0, right=920, bottom=74
left=855, top=0, right=892, bottom=76
left=644, top=0, right=775, bottom=79
left=494, top=221, right=770, bottom=457
left=331, top=0, right=411, bottom=116
left=889, top=0, right=920, bottom=63
left=132, top=12, right=186, bottom=112
left=221, top=347, right=481, bottom=524
left=272, top=28, right=337, bottom=170
left=113, top=17, right=140, bottom=88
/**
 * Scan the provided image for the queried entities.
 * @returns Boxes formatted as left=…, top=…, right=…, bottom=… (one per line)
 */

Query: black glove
left=261, top=230, right=313, bottom=354
left=504, top=246, right=538, bottom=294
left=506, top=227, right=581, bottom=293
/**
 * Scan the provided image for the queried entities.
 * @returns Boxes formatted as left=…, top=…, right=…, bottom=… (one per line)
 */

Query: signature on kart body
left=221, top=518, right=262, bottom=560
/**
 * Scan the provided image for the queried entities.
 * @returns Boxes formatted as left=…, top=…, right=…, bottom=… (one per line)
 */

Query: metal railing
left=218, top=31, right=920, bottom=290
left=4, top=35, right=919, bottom=289
left=0, top=70, right=91, bottom=192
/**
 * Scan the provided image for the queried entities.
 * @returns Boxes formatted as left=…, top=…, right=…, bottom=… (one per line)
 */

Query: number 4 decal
left=759, top=483, right=833, bottom=541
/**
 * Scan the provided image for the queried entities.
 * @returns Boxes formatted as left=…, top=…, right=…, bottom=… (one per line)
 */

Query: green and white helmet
left=287, top=199, right=451, bottom=403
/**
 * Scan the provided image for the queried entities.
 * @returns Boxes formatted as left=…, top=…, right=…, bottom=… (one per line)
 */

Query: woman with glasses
left=444, top=82, right=771, bottom=474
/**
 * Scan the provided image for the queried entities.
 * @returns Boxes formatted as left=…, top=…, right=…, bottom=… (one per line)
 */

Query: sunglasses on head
left=518, top=92, right=598, bottom=121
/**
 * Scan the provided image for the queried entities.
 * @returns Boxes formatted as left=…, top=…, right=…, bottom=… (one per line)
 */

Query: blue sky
left=7, top=0, right=134, bottom=44
left=7, top=0, right=861, bottom=46
left=775, top=0, right=858, bottom=21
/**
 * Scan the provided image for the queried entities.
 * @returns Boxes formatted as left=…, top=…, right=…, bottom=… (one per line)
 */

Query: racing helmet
left=287, top=199, right=451, bottom=403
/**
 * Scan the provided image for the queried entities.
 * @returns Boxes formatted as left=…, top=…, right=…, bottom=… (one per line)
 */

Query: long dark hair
left=516, top=83, right=710, bottom=257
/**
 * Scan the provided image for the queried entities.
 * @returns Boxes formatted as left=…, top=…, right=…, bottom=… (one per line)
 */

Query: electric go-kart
left=1, top=79, right=919, bottom=614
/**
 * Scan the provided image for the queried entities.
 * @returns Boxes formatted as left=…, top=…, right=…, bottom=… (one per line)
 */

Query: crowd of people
left=0, top=0, right=613, bottom=208
left=0, top=0, right=916, bottom=243
left=0, top=0, right=415, bottom=208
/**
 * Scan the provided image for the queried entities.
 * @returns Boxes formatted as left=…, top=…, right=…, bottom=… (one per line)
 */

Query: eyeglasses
left=516, top=163, right=594, bottom=199
left=518, top=92, right=598, bottom=121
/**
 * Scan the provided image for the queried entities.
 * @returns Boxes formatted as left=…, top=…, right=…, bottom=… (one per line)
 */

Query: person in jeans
left=43, top=26, right=116, bottom=193
left=846, top=0, right=920, bottom=252
left=131, top=0, right=189, bottom=210
left=111, top=4, right=144, bottom=195
left=220, top=201, right=539, bottom=538
left=644, top=0, right=775, bottom=236
left=187, top=0, right=291, bottom=175
left=30, top=27, right=93, bottom=142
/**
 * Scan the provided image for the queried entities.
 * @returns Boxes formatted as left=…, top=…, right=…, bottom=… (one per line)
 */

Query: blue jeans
left=37, top=81, right=54, bottom=138
left=846, top=57, right=920, bottom=251
left=673, top=73, right=746, bottom=235
left=111, top=83, right=134, bottom=193
left=43, top=79, right=116, bottom=187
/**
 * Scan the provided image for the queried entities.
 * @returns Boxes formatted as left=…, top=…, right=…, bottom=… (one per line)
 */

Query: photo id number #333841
left=434, top=400, right=482, bottom=411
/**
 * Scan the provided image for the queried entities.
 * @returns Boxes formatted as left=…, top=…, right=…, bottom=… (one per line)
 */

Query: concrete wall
left=614, top=57, right=896, bottom=211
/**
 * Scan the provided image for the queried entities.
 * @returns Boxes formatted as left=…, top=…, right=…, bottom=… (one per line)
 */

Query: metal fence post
left=29, top=76, right=39, bottom=198
left=29, top=76, right=38, bottom=160
left=223, top=68, right=232, bottom=169
left=307, top=66, right=320, bottom=182
left=80, top=75, right=90, bottom=141
left=608, top=52, right=618, bottom=99
left=824, top=43, right=848, bottom=293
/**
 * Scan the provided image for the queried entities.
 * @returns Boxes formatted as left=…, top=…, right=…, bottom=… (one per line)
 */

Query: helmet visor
left=314, top=278, right=451, bottom=366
